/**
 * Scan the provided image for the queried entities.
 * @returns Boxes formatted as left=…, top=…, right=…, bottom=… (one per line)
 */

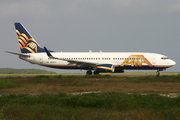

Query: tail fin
left=15, top=22, right=45, bottom=53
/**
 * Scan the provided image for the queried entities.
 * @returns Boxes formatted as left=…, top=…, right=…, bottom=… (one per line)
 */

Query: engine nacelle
left=96, top=64, right=115, bottom=72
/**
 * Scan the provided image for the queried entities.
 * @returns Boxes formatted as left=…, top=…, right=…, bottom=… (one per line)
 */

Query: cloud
left=167, top=1, right=180, bottom=13
left=0, top=0, right=49, bottom=18
left=55, top=0, right=180, bottom=15
left=103, top=0, right=180, bottom=13
left=2, top=0, right=179, bottom=19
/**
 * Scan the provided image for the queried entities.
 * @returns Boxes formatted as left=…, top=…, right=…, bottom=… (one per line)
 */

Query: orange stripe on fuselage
left=154, top=66, right=172, bottom=68
left=43, top=65, right=76, bottom=67
left=114, top=65, right=119, bottom=67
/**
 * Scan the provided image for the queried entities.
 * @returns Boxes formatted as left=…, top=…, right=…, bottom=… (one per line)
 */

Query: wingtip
left=44, top=46, right=52, bottom=57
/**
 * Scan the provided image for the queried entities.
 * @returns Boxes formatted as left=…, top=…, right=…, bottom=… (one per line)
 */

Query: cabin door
left=152, top=55, right=156, bottom=64
left=39, top=55, right=43, bottom=64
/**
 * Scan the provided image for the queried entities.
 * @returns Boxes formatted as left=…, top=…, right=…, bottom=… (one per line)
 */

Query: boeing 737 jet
left=5, top=23, right=176, bottom=75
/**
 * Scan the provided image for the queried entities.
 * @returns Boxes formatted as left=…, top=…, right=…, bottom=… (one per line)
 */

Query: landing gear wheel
left=156, top=70, right=160, bottom=77
left=94, top=71, right=99, bottom=75
left=86, top=70, right=92, bottom=75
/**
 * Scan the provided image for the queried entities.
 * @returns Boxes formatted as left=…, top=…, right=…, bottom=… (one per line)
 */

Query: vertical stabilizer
left=15, top=23, right=45, bottom=53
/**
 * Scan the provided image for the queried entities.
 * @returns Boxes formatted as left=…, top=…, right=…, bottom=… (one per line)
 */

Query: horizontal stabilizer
left=5, top=51, right=30, bottom=57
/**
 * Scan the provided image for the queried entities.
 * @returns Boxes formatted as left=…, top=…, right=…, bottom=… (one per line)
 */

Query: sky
left=0, top=0, right=180, bottom=73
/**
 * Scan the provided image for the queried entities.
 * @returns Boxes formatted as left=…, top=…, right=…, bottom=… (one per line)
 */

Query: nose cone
left=170, top=60, right=176, bottom=66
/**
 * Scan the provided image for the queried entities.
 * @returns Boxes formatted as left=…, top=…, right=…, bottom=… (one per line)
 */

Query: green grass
left=0, top=79, right=22, bottom=89
left=28, top=75, right=112, bottom=86
left=132, top=75, right=180, bottom=83
left=1, top=75, right=180, bottom=119
left=1, top=75, right=180, bottom=89
left=32, top=74, right=113, bottom=80
left=0, top=73, right=58, bottom=76
left=0, top=72, right=179, bottom=76
left=0, top=92, right=180, bottom=120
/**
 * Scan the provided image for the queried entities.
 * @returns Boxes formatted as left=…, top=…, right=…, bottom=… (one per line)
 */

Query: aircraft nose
left=170, top=60, right=176, bottom=66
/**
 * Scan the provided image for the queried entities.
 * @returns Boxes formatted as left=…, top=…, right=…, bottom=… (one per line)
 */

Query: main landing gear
left=93, top=71, right=99, bottom=75
left=86, top=70, right=99, bottom=75
left=86, top=70, right=92, bottom=75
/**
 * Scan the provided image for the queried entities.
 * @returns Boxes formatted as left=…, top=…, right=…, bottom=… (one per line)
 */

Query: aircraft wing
left=5, top=51, right=30, bottom=57
left=44, top=47, right=98, bottom=67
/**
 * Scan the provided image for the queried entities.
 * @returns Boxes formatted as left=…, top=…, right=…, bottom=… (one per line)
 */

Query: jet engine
left=96, top=64, right=115, bottom=72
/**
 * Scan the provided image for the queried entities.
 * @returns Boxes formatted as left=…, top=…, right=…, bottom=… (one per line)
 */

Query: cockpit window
left=161, top=57, right=169, bottom=60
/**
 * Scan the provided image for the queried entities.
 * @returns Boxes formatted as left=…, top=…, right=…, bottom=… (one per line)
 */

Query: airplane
left=5, top=22, right=176, bottom=75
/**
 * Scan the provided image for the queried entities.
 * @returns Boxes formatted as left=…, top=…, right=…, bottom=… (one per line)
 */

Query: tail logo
left=16, top=30, right=37, bottom=53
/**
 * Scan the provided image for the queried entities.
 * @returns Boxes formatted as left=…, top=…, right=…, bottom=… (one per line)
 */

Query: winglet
left=44, top=47, right=52, bottom=57
left=44, top=47, right=57, bottom=60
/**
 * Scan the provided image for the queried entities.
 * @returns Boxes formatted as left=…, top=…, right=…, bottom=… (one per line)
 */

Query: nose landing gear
left=156, top=70, right=160, bottom=77
left=156, top=69, right=165, bottom=77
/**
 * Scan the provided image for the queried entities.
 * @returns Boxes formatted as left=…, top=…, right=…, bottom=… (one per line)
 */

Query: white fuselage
left=20, top=52, right=176, bottom=72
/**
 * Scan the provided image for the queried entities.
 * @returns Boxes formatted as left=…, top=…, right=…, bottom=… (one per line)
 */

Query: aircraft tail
left=15, top=22, right=45, bottom=53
